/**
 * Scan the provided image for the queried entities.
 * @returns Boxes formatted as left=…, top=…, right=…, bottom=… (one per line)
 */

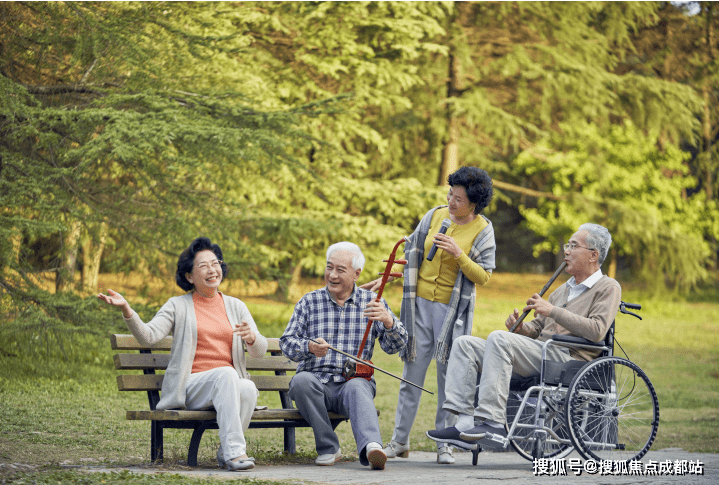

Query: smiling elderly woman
left=98, top=237, right=267, bottom=471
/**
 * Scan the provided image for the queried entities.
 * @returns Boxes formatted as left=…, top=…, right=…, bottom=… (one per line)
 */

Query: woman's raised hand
left=98, top=289, right=133, bottom=318
left=233, top=320, right=256, bottom=346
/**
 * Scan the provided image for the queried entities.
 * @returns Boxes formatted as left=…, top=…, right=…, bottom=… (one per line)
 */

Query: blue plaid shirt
left=280, top=285, right=408, bottom=383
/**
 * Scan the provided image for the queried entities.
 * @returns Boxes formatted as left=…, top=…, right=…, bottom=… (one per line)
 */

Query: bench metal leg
left=187, top=423, right=212, bottom=467
left=151, top=421, right=164, bottom=463
left=283, top=427, right=296, bottom=454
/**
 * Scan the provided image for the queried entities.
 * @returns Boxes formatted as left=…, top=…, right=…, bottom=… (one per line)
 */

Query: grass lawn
left=1, top=272, right=717, bottom=484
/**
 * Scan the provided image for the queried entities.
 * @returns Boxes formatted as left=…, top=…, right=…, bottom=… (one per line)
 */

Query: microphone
left=427, top=219, right=452, bottom=261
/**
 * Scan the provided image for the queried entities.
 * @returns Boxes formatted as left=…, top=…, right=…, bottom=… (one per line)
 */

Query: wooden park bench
left=111, top=334, right=355, bottom=466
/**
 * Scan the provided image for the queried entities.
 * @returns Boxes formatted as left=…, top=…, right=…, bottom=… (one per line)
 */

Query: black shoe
left=459, top=423, right=507, bottom=442
left=425, top=427, right=477, bottom=451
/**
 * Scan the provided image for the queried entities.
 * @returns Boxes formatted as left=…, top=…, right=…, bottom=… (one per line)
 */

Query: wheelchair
left=470, top=301, right=660, bottom=464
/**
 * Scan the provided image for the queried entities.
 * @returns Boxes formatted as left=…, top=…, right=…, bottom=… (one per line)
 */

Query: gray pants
left=391, top=297, right=456, bottom=449
left=289, top=372, right=380, bottom=466
left=443, top=331, right=573, bottom=423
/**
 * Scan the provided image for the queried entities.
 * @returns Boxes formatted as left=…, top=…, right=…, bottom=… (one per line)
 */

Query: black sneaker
left=425, top=427, right=478, bottom=451
left=459, top=423, right=507, bottom=442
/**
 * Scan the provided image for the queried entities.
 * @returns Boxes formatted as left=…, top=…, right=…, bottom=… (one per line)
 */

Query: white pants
left=184, top=366, right=259, bottom=461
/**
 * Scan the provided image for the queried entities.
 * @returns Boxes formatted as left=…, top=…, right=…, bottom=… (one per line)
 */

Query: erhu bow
left=508, top=261, right=567, bottom=334
left=308, top=338, right=433, bottom=394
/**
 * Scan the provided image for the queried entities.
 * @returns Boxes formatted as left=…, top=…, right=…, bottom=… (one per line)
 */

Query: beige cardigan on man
left=123, top=292, right=268, bottom=410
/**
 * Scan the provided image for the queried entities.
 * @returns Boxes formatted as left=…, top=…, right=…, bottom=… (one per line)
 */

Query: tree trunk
left=703, top=3, right=715, bottom=202
left=286, top=264, right=303, bottom=302
left=81, top=222, right=107, bottom=294
left=55, top=221, right=81, bottom=293
left=555, top=236, right=565, bottom=271
left=438, top=10, right=463, bottom=187
left=607, top=247, right=617, bottom=280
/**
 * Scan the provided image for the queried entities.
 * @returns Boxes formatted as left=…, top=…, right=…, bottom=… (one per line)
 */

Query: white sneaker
left=315, top=447, right=342, bottom=466
left=437, top=445, right=455, bottom=464
left=366, top=442, right=387, bottom=470
left=383, top=440, right=410, bottom=458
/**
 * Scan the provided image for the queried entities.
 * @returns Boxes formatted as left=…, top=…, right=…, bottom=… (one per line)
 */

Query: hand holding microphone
left=427, top=218, right=454, bottom=261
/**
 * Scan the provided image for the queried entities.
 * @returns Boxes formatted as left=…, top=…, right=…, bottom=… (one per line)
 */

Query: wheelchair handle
left=620, top=301, right=642, bottom=320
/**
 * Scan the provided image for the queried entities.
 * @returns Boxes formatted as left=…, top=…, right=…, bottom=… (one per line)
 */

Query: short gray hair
left=326, top=242, right=365, bottom=271
left=578, top=223, right=612, bottom=265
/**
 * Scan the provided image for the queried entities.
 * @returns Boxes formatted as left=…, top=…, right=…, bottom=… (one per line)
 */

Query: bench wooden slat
left=111, top=334, right=282, bottom=353
left=114, top=353, right=298, bottom=372
left=111, top=334, right=173, bottom=351
left=117, top=374, right=293, bottom=392
left=126, top=409, right=348, bottom=422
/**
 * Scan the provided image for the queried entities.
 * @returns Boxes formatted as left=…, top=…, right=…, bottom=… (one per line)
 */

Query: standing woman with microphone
left=362, top=166, right=496, bottom=464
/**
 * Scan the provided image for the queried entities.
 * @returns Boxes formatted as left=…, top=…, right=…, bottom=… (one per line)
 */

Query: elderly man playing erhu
left=280, top=242, right=408, bottom=470
left=426, top=223, right=621, bottom=453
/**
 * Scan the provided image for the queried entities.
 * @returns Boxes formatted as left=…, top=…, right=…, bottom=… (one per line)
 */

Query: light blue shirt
left=566, top=269, right=603, bottom=302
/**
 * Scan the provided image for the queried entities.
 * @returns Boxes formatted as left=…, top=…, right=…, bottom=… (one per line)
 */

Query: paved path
left=84, top=448, right=717, bottom=484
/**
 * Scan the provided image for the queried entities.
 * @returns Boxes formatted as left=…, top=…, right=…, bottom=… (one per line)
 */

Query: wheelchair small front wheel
left=565, top=357, right=659, bottom=463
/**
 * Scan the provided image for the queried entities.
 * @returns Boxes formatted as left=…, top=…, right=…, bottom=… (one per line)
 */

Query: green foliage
left=1, top=1, right=717, bottom=349
left=515, top=121, right=718, bottom=291
left=430, top=1, right=700, bottom=165
left=621, top=2, right=719, bottom=201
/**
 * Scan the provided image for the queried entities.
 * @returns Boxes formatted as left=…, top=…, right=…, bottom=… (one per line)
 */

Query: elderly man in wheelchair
left=427, top=223, right=659, bottom=464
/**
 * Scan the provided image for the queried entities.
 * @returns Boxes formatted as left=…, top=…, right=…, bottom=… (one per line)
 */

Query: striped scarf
left=399, top=206, right=496, bottom=364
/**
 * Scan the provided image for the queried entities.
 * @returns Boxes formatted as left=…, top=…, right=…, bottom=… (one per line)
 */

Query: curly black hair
left=447, top=166, right=493, bottom=214
left=175, top=237, right=228, bottom=292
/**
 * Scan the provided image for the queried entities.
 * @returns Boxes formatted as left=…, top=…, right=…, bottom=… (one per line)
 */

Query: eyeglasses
left=564, top=243, right=595, bottom=253
left=194, top=260, right=223, bottom=271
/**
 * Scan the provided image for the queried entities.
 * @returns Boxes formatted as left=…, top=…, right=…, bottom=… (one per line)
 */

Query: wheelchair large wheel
left=566, top=357, right=659, bottom=462
left=506, top=389, right=573, bottom=461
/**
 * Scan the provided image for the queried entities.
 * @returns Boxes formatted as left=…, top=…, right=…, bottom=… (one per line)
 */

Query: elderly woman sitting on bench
left=99, top=236, right=267, bottom=471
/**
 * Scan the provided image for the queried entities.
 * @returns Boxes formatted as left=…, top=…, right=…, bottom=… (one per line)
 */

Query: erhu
left=308, top=236, right=433, bottom=394
left=342, top=236, right=409, bottom=381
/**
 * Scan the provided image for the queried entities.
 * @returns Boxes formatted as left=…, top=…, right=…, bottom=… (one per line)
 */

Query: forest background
left=1, top=0, right=719, bottom=470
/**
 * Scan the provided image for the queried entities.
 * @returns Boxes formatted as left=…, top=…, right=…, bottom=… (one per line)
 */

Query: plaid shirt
left=280, top=285, right=407, bottom=383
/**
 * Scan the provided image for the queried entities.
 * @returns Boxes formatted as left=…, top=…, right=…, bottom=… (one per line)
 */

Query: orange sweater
left=191, top=292, right=234, bottom=373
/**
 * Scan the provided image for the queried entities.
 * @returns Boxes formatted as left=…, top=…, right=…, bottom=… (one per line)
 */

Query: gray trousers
left=289, top=371, right=380, bottom=466
left=184, top=366, right=258, bottom=461
left=443, top=331, right=573, bottom=423
left=391, top=297, right=456, bottom=449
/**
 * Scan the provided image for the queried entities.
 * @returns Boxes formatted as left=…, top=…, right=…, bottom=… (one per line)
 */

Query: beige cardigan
left=123, top=292, right=268, bottom=410
left=523, top=275, right=621, bottom=361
